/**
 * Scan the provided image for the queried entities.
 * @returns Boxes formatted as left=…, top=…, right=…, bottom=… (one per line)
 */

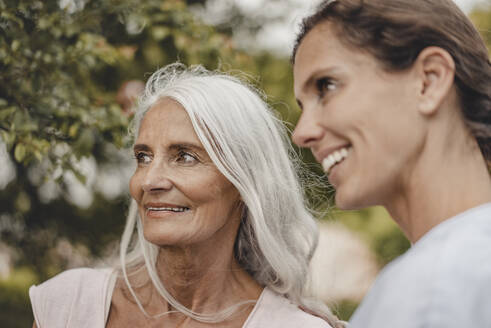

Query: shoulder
left=350, top=209, right=491, bottom=328
left=32, top=267, right=111, bottom=291
left=244, top=288, right=332, bottom=328
left=30, top=268, right=114, bottom=328
left=371, top=207, right=491, bottom=293
left=30, top=267, right=113, bottom=305
left=413, top=208, right=491, bottom=293
left=423, top=212, right=491, bottom=326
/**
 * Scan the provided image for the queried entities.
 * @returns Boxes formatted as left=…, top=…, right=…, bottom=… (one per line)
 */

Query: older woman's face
left=292, top=22, right=424, bottom=209
left=130, top=98, right=241, bottom=247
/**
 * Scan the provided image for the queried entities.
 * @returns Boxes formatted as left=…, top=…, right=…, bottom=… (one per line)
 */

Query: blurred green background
left=0, top=0, right=489, bottom=326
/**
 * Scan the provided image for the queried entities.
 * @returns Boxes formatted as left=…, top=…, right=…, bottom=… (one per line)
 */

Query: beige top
left=30, top=268, right=331, bottom=328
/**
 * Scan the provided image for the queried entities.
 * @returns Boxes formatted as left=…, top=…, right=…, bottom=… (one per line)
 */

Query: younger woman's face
left=129, top=98, right=242, bottom=247
left=292, top=22, right=425, bottom=209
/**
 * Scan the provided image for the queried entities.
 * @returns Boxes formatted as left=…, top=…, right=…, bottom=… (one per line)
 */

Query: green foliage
left=0, top=0, right=247, bottom=179
left=330, top=206, right=411, bottom=266
left=470, top=3, right=491, bottom=55
left=332, top=299, right=359, bottom=322
left=1, top=0, right=127, bottom=172
left=0, top=267, right=37, bottom=328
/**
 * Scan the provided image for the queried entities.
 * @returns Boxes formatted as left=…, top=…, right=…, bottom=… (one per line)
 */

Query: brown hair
left=293, top=0, right=491, bottom=160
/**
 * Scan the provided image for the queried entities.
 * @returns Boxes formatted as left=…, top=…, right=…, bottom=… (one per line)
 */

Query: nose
left=292, top=108, right=324, bottom=148
left=141, top=161, right=173, bottom=193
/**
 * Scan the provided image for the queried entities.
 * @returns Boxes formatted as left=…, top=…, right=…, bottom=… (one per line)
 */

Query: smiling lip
left=144, top=202, right=190, bottom=216
left=315, top=145, right=352, bottom=175
left=314, top=144, right=351, bottom=163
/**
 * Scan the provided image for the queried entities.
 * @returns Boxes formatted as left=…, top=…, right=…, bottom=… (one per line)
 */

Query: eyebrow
left=168, top=142, right=204, bottom=152
left=133, top=142, right=205, bottom=153
left=301, top=66, right=342, bottom=92
left=133, top=144, right=151, bottom=153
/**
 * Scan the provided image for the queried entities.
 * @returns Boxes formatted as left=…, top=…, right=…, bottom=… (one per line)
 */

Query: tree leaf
left=14, top=143, right=26, bottom=162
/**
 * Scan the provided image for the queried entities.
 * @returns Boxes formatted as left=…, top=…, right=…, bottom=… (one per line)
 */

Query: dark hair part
left=293, top=0, right=491, bottom=161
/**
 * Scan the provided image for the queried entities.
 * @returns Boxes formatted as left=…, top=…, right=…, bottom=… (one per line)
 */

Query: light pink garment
left=30, top=268, right=331, bottom=328
left=243, top=287, right=332, bottom=328
left=29, top=268, right=114, bottom=328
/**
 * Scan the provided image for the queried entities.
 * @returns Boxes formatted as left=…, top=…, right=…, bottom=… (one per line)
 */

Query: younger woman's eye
left=176, top=151, right=198, bottom=165
left=316, top=77, right=336, bottom=98
left=134, top=152, right=152, bottom=165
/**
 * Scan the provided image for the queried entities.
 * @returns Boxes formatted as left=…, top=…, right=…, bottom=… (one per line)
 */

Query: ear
left=414, top=47, right=455, bottom=116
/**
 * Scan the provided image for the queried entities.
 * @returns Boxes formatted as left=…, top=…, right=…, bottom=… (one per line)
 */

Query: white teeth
left=321, top=147, right=351, bottom=174
left=147, top=207, right=189, bottom=212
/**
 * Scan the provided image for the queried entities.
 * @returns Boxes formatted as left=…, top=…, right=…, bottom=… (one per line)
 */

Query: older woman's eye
left=177, top=151, right=198, bottom=165
left=316, top=77, right=336, bottom=98
left=134, top=152, right=152, bottom=165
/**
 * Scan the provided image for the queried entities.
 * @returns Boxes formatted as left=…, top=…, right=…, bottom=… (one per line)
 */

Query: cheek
left=195, top=184, right=235, bottom=208
left=194, top=181, right=240, bottom=217
left=129, top=172, right=142, bottom=202
left=181, top=169, right=231, bottom=201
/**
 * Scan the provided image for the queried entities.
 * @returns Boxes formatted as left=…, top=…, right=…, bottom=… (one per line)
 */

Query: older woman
left=292, top=0, right=491, bottom=327
left=29, top=64, right=341, bottom=327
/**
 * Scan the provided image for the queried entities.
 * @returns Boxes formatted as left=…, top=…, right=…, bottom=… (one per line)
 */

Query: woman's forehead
left=137, top=99, right=198, bottom=143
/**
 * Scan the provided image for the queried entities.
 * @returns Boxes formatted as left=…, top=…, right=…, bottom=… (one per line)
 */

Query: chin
left=143, top=234, right=173, bottom=247
left=142, top=226, right=180, bottom=246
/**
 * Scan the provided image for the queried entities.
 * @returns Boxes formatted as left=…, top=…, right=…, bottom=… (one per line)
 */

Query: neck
left=155, top=243, right=260, bottom=313
left=385, top=121, right=491, bottom=243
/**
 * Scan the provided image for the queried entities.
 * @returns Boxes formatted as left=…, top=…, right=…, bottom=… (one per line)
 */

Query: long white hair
left=118, top=63, right=340, bottom=326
